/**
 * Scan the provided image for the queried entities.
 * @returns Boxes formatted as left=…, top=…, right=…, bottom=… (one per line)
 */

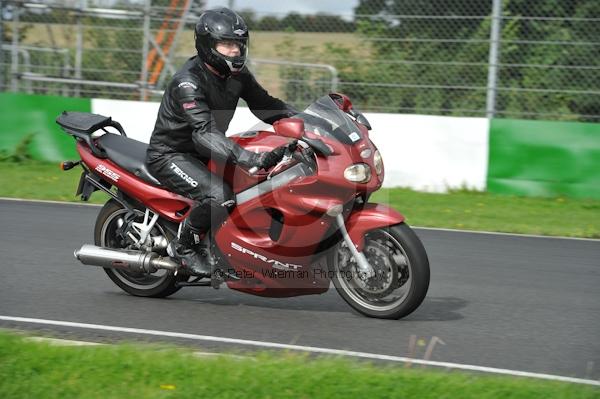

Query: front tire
left=94, top=199, right=184, bottom=298
left=330, top=223, right=430, bottom=319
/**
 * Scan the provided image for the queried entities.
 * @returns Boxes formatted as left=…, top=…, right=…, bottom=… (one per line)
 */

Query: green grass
left=0, top=160, right=110, bottom=204
left=1, top=160, right=599, bottom=238
left=0, top=331, right=597, bottom=399
left=371, top=188, right=600, bottom=238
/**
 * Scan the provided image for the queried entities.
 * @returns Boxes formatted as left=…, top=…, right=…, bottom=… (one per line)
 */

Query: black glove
left=257, top=140, right=298, bottom=171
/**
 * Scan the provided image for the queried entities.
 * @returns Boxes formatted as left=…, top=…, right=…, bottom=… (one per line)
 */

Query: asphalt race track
left=1, top=199, right=599, bottom=381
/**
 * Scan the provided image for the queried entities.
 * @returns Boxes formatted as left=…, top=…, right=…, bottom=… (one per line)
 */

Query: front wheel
left=330, top=223, right=430, bottom=319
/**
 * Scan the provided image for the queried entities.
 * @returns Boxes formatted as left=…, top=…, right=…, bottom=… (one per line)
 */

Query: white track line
left=1, top=316, right=598, bottom=386
left=0, top=197, right=101, bottom=207
left=2, top=197, right=598, bottom=241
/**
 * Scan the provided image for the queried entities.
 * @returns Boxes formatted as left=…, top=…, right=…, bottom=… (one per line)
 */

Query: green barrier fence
left=488, top=118, right=600, bottom=199
left=2, top=93, right=600, bottom=200
left=0, top=93, right=91, bottom=161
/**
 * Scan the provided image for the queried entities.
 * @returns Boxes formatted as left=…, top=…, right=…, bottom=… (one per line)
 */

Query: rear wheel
left=94, top=199, right=184, bottom=298
left=330, top=223, right=430, bottom=319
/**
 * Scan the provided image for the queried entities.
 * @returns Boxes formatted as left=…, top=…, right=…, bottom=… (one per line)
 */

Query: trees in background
left=273, top=0, right=599, bottom=120
left=345, top=0, right=600, bottom=120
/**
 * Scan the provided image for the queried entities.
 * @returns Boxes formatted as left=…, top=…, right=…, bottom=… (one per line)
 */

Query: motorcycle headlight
left=344, top=163, right=372, bottom=183
left=373, top=150, right=383, bottom=175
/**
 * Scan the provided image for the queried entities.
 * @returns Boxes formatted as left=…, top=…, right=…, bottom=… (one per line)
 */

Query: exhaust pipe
left=74, top=244, right=179, bottom=273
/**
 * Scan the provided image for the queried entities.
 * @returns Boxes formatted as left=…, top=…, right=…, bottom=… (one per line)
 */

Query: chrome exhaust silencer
left=74, top=244, right=179, bottom=273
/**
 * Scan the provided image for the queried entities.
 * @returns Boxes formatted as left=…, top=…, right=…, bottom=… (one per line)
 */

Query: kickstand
left=175, top=277, right=212, bottom=287
left=210, top=269, right=241, bottom=289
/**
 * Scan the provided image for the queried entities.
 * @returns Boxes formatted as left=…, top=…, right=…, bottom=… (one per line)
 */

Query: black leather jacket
left=147, top=56, right=296, bottom=167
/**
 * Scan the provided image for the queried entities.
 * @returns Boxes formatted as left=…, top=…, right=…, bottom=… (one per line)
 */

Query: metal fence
left=1, top=0, right=598, bottom=121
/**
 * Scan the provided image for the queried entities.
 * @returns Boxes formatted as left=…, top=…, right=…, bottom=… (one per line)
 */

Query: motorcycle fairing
left=345, top=203, right=405, bottom=251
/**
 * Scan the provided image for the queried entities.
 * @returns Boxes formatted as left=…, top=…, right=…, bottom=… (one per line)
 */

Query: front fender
left=345, top=203, right=405, bottom=251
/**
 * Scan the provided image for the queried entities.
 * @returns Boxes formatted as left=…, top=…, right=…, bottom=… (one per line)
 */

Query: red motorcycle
left=57, top=93, right=430, bottom=319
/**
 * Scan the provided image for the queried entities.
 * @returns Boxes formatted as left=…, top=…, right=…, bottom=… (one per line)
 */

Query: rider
left=146, top=8, right=297, bottom=276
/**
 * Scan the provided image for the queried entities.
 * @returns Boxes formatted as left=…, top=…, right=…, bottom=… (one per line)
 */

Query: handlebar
left=247, top=140, right=299, bottom=177
left=248, top=145, right=316, bottom=178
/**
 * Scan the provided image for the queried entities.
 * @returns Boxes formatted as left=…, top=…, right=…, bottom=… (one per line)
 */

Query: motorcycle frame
left=74, top=120, right=404, bottom=298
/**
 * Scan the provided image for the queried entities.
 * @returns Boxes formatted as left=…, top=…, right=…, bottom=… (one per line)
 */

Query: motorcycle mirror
left=355, top=113, right=372, bottom=130
left=329, top=92, right=353, bottom=112
left=273, top=118, right=305, bottom=139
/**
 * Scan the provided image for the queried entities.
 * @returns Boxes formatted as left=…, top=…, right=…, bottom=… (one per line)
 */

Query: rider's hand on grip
left=257, top=140, right=298, bottom=171
left=286, top=139, right=299, bottom=154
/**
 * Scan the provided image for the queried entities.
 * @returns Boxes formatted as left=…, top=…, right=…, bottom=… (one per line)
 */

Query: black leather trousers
left=146, top=151, right=234, bottom=233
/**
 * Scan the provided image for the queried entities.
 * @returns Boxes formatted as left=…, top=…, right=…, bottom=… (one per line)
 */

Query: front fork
left=335, top=214, right=375, bottom=280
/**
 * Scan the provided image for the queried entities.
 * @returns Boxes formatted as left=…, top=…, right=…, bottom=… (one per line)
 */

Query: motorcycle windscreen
left=294, top=95, right=364, bottom=145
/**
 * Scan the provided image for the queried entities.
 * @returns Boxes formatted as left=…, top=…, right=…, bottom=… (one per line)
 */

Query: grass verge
left=1, top=160, right=599, bottom=238
left=0, top=160, right=110, bottom=204
left=371, top=188, right=600, bottom=238
left=0, top=331, right=597, bottom=399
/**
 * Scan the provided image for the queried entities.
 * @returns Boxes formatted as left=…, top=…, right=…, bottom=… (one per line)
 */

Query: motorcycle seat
left=96, top=133, right=162, bottom=187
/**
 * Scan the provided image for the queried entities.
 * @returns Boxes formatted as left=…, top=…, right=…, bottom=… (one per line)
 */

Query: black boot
left=168, top=222, right=211, bottom=277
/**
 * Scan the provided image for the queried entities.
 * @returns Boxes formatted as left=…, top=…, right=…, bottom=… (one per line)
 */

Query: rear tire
left=330, top=222, right=430, bottom=319
left=94, top=199, right=184, bottom=298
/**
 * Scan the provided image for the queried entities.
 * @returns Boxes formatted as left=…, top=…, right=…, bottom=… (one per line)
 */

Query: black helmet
left=194, top=8, right=249, bottom=76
